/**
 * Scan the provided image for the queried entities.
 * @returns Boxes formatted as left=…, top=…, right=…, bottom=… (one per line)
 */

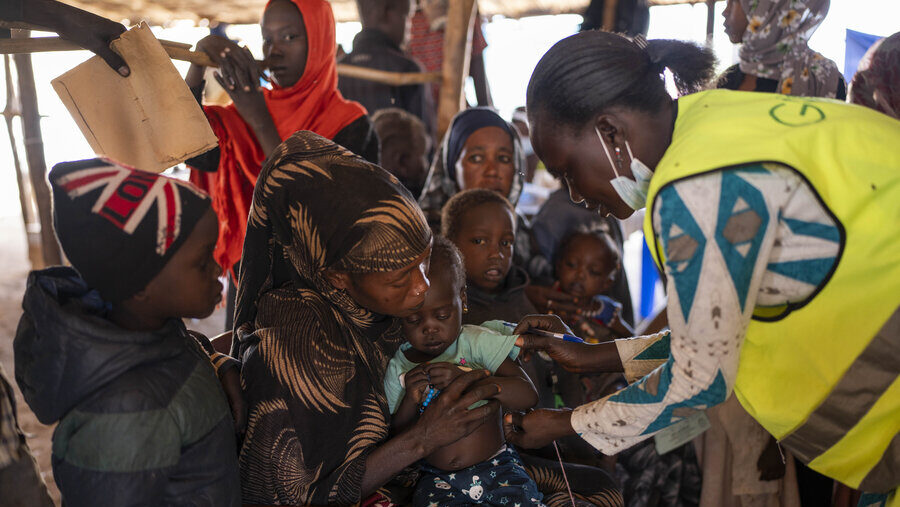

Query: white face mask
left=595, top=126, right=652, bottom=212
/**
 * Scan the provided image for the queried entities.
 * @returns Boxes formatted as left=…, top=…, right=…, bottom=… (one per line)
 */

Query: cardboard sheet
left=52, top=23, right=217, bottom=173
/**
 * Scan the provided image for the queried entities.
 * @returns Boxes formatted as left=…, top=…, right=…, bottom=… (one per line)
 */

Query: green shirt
left=384, top=320, right=519, bottom=414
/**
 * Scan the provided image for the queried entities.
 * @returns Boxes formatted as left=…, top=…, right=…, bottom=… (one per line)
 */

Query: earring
left=463, top=306, right=469, bottom=314
left=614, top=146, right=625, bottom=171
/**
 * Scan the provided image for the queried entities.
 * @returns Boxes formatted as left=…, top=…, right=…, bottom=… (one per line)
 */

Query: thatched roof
left=66, top=0, right=716, bottom=25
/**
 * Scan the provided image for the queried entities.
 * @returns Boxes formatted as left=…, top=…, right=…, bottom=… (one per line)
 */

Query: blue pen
left=503, top=322, right=585, bottom=343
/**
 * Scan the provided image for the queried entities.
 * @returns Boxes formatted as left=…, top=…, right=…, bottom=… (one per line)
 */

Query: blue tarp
left=844, top=29, right=884, bottom=82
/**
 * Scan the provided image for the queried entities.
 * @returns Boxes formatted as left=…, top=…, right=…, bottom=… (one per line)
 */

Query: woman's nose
left=483, top=159, right=498, bottom=177
left=411, top=263, right=430, bottom=298
left=266, top=43, right=283, bottom=58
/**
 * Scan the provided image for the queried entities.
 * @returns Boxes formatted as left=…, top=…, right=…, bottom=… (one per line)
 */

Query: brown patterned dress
left=233, top=132, right=431, bottom=505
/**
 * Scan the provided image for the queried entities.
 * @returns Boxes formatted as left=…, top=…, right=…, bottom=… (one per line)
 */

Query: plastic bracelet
left=418, top=385, right=439, bottom=414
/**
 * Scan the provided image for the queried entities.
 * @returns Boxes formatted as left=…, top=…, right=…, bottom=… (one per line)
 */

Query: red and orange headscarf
left=191, top=0, right=367, bottom=276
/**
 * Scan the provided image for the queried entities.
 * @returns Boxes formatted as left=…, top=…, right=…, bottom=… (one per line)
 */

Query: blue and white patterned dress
left=571, top=163, right=841, bottom=454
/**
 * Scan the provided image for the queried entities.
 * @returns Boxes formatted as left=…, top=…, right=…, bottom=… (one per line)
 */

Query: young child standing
left=442, top=189, right=590, bottom=420
left=553, top=230, right=633, bottom=343
left=14, top=159, right=240, bottom=506
left=384, top=236, right=543, bottom=506
left=441, top=189, right=537, bottom=326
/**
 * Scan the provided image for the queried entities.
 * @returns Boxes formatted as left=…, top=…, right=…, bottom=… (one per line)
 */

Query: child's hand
left=404, top=363, right=431, bottom=403
left=425, top=362, right=466, bottom=390
left=524, top=284, right=581, bottom=315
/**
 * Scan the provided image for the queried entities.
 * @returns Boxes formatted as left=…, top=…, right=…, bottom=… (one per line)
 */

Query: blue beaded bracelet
left=419, top=384, right=439, bottom=414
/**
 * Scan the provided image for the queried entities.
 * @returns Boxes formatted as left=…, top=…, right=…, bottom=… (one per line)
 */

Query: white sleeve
left=571, top=167, right=786, bottom=454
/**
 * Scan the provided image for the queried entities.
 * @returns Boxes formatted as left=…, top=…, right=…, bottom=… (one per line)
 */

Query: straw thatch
left=63, top=0, right=717, bottom=25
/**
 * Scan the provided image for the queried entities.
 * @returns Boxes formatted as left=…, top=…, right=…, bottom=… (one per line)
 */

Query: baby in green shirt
left=384, top=236, right=542, bottom=506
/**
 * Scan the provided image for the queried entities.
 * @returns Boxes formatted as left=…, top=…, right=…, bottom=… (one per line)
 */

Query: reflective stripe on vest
left=642, top=90, right=900, bottom=491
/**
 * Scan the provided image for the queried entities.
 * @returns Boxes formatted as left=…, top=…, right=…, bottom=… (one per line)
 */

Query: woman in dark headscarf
left=418, top=107, right=540, bottom=274
left=233, top=131, right=503, bottom=505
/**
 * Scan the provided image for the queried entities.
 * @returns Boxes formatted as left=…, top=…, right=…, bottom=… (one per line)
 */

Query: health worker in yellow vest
left=502, top=30, right=900, bottom=506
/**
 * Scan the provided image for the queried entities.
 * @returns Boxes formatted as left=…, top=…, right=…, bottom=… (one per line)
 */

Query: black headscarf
left=418, top=107, right=526, bottom=222
left=234, top=131, right=432, bottom=505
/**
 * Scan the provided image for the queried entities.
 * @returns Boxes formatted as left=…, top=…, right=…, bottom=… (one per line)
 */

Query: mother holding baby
left=233, top=131, right=621, bottom=506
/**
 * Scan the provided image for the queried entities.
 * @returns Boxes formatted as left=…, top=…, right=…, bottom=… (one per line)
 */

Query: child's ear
left=323, top=269, right=352, bottom=291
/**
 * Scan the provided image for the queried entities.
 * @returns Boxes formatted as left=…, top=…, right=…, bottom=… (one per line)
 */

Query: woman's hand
left=503, top=409, right=576, bottom=449
left=425, top=362, right=465, bottom=390
left=196, top=35, right=243, bottom=66
left=414, top=369, right=501, bottom=453
left=30, top=0, right=130, bottom=76
left=200, top=40, right=281, bottom=155
left=513, top=314, right=570, bottom=335
left=213, top=49, right=268, bottom=120
left=514, top=315, right=624, bottom=374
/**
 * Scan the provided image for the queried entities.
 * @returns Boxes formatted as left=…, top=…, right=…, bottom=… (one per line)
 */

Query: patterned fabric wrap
left=233, top=131, right=432, bottom=505
left=849, top=32, right=900, bottom=120
left=414, top=446, right=544, bottom=506
left=614, top=439, right=701, bottom=507
left=738, top=0, right=842, bottom=97
left=0, top=365, right=23, bottom=469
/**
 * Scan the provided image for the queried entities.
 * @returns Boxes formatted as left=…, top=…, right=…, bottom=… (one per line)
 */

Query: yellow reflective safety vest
left=643, top=90, right=900, bottom=495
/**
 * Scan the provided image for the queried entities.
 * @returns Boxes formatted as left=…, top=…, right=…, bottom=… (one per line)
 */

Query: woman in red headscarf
left=185, top=0, right=377, bottom=285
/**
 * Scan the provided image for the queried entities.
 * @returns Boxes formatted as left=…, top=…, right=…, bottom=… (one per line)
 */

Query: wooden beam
left=12, top=31, right=61, bottom=267
left=436, top=0, right=476, bottom=141
left=602, top=0, right=619, bottom=31
left=338, top=64, right=440, bottom=86
left=0, top=21, right=44, bottom=31
left=706, top=0, right=716, bottom=45
left=0, top=37, right=441, bottom=86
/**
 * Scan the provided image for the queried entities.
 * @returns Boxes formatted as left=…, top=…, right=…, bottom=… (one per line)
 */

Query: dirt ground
left=0, top=215, right=226, bottom=505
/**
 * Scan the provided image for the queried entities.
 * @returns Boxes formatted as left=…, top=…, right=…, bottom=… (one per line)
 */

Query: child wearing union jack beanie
left=13, top=159, right=242, bottom=506
left=49, top=158, right=213, bottom=302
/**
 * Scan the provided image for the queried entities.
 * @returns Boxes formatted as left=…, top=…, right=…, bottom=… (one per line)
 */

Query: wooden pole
left=436, top=0, right=476, bottom=141
left=12, top=31, right=61, bottom=267
left=3, top=54, right=42, bottom=267
left=602, top=0, right=620, bottom=31
left=706, top=0, right=716, bottom=45
left=0, top=37, right=442, bottom=86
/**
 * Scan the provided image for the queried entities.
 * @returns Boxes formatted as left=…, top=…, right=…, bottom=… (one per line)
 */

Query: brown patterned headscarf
left=232, top=131, right=431, bottom=505
left=234, top=131, right=432, bottom=345
left=738, top=0, right=842, bottom=97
